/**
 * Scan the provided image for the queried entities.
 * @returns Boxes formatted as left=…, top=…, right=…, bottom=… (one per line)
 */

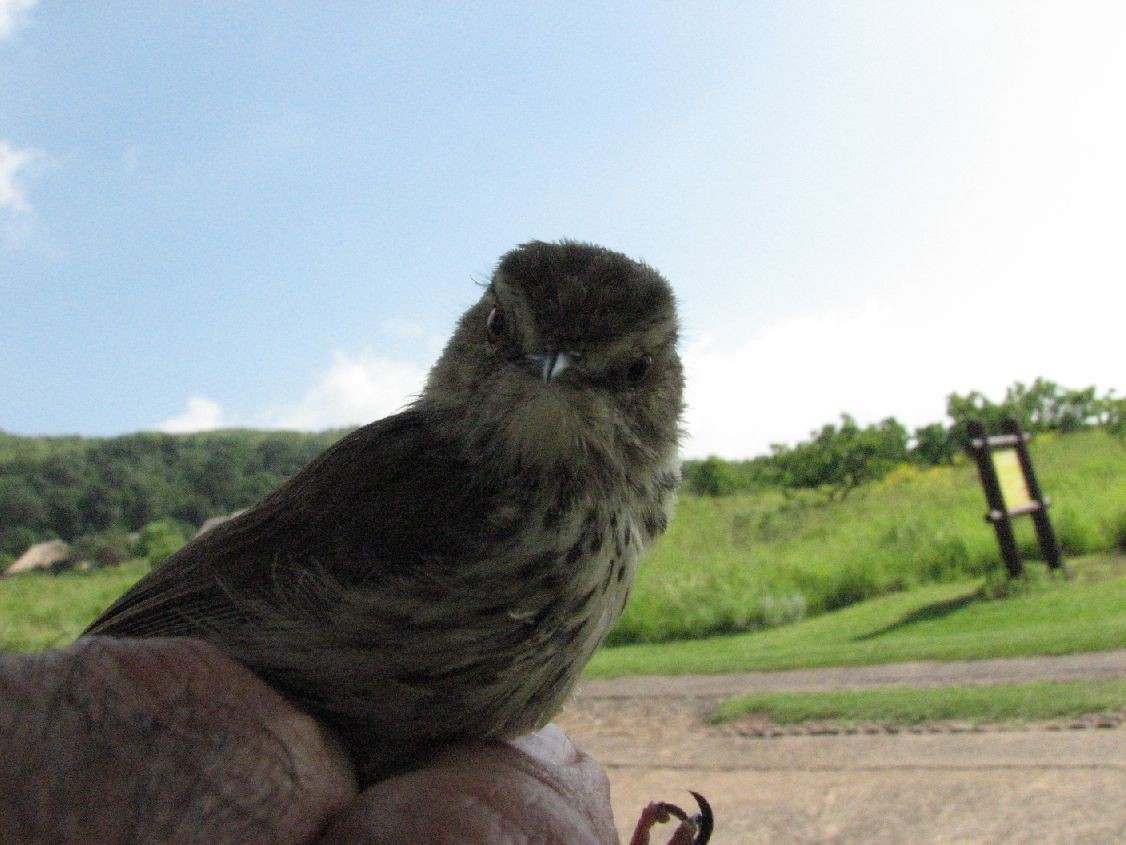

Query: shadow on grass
left=853, top=591, right=982, bottom=641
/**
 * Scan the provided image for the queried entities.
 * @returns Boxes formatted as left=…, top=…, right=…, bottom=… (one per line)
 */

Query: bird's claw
left=628, top=791, right=713, bottom=845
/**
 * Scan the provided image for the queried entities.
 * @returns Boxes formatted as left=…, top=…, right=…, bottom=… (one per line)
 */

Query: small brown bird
left=85, top=240, right=684, bottom=783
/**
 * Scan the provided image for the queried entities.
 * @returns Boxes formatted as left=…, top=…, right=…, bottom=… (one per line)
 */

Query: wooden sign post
left=967, top=418, right=1063, bottom=578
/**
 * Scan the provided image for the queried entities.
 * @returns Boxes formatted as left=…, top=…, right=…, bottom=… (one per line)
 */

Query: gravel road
left=556, top=650, right=1126, bottom=844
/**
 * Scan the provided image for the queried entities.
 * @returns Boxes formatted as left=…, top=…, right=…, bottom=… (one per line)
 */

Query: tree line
left=0, top=428, right=345, bottom=562
left=1, top=378, right=1122, bottom=564
left=683, top=378, right=1125, bottom=498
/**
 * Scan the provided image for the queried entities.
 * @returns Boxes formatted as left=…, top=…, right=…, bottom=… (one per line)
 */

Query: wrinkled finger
left=1, top=637, right=357, bottom=845
left=320, top=725, right=618, bottom=845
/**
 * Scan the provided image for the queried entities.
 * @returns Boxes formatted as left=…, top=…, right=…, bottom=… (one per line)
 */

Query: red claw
left=628, top=792, right=713, bottom=845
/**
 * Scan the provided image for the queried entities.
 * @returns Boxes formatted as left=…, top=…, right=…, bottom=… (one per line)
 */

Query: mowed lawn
left=601, top=554, right=1126, bottom=724
left=712, top=679, right=1126, bottom=725
left=589, top=554, right=1126, bottom=678
left=0, top=560, right=150, bottom=652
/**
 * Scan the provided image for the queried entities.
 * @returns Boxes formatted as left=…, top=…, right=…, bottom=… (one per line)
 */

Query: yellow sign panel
left=992, top=448, right=1033, bottom=510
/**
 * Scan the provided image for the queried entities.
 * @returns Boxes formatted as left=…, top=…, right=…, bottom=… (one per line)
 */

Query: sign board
left=967, top=418, right=1062, bottom=577
left=991, top=448, right=1033, bottom=512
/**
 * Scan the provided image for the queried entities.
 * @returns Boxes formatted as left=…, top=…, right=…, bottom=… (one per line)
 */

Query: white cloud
left=681, top=3, right=1126, bottom=459
left=0, top=0, right=34, bottom=39
left=153, top=350, right=428, bottom=435
left=256, top=350, right=428, bottom=430
left=0, top=141, right=39, bottom=214
left=682, top=268, right=1125, bottom=459
left=156, top=396, right=227, bottom=434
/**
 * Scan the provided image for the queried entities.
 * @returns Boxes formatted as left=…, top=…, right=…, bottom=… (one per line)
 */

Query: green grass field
left=610, top=429, right=1126, bottom=644
left=711, top=679, right=1126, bottom=725
left=2, top=430, right=1124, bottom=669
left=0, top=560, right=150, bottom=652
left=589, top=554, right=1126, bottom=677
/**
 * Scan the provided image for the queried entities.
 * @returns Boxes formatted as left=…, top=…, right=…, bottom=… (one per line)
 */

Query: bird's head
left=423, top=241, right=683, bottom=483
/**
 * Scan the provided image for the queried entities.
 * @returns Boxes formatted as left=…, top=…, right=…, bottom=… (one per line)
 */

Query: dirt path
left=556, top=650, right=1126, bottom=843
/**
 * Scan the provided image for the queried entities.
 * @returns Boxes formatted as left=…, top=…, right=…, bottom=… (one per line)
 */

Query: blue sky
left=2, top=2, right=1124, bottom=457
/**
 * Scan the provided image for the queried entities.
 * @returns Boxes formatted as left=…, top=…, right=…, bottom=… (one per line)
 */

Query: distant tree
left=1100, top=394, right=1126, bottom=437
left=0, top=526, right=40, bottom=560
left=1052, top=386, right=1100, bottom=432
left=0, top=428, right=346, bottom=547
left=684, top=456, right=739, bottom=496
left=0, top=478, right=48, bottom=533
left=867, top=417, right=911, bottom=466
left=1002, top=378, right=1099, bottom=432
left=946, top=390, right=1008, bottom=447
left=911, top=423, right=956, bottom=466
left=771, top=414, right=909, bottom=499
left=2, top=380, right=1122, bottom=538
left=38, top=452, right=87, bottom=540
left=948, top=379, right=1113, bottom=444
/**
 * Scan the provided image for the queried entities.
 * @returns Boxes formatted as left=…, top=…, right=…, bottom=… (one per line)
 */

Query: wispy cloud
left=0, top=0, right=34, bottom=40
left=0, top=141, right=39, bottom=214
left=2, top=3, right=42, bottom=244
left=0, top=141, right=41, bottom=245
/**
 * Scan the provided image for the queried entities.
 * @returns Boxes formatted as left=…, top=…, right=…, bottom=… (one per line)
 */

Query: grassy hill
left=610, top=428, right=1126, bottom=644
left=2, top=430, right=1123, bottom=656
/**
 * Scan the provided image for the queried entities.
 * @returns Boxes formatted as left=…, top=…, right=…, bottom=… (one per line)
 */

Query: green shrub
left=759, top=591, right=808, bottom=627
left=685, top=456, right=738, bottom=496
left=1053, top=506, right=1100, bottom=556
left=0, top=526, right=41, bottom=561
left=918, top=532, right=971, bottom=581
left=1114, top=509, right=1126, bottom=552
left=137, top=519, right=189, bottom=566
left=818, top=564, right=882, bottom=612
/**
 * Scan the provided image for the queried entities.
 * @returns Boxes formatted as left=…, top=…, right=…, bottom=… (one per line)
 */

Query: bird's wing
left=83, top=408, right=493, bottom=640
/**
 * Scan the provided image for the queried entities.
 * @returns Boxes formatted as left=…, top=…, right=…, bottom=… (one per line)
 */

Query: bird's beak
left=528, top=350, right=576, bottom=383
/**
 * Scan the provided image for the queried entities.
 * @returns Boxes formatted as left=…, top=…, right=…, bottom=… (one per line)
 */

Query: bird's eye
left=485, top=307, right=506, bottom=344
left=626, top=354, right=654, bottom=385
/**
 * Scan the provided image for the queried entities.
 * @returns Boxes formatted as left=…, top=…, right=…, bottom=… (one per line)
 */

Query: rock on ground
left=4, top=540, right=71, bottom=576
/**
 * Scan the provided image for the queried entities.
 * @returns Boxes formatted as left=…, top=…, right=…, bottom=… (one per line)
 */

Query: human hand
left=320, top=722, right=618, bottom=844
left=0, top=637, right=617, bottom=844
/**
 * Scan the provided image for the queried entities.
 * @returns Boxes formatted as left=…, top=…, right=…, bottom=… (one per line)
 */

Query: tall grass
left=609, top=429, right=1126, bottom=644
